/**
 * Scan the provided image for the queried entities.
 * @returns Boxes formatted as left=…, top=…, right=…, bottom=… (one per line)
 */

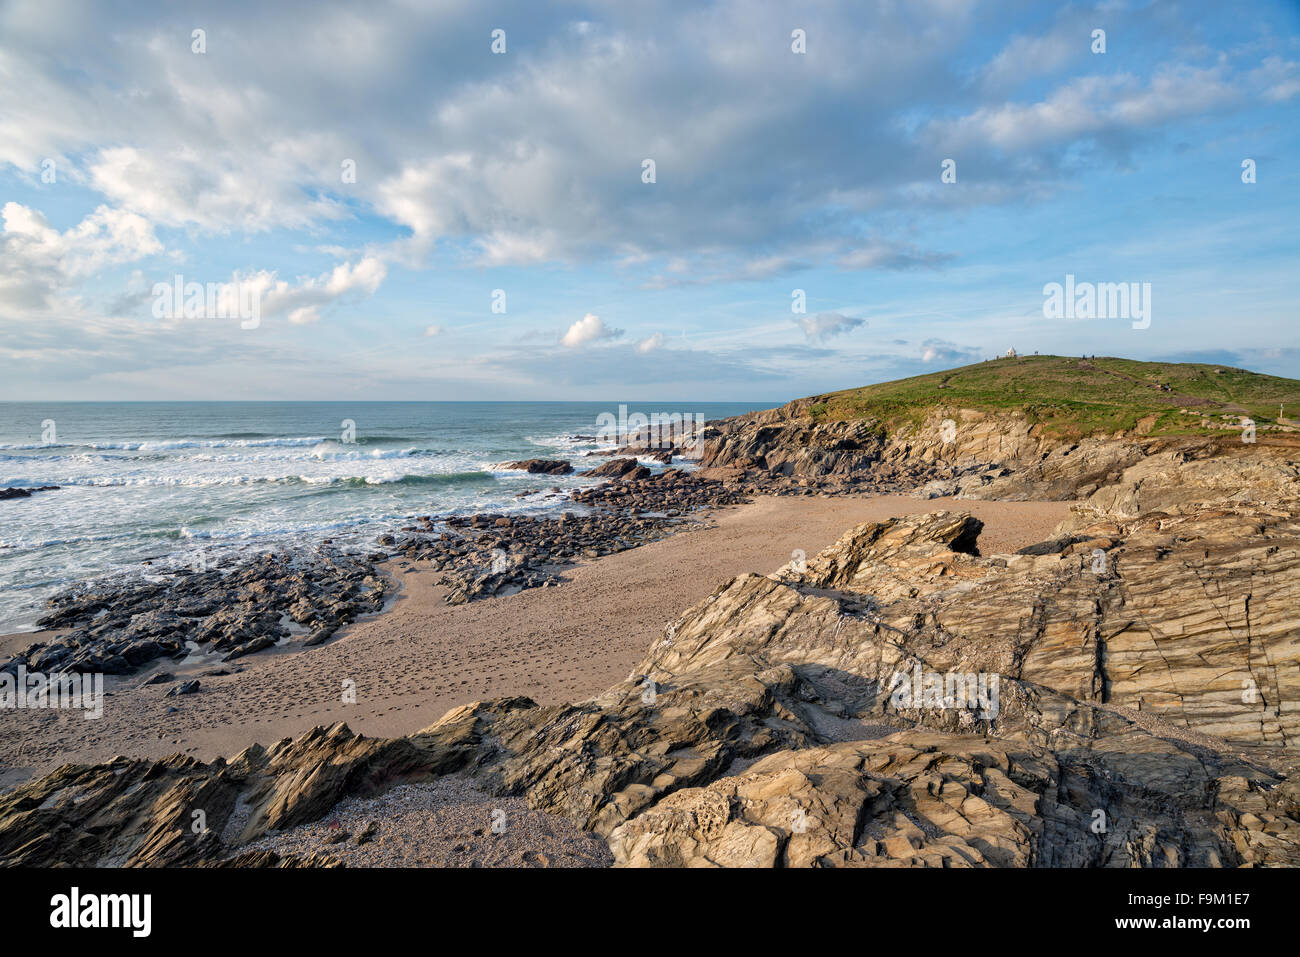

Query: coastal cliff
left=696, top=354, right=1300, bottom=500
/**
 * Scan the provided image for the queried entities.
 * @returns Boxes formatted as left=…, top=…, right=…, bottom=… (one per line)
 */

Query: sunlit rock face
left=3, top=449, right=1299, bottom=868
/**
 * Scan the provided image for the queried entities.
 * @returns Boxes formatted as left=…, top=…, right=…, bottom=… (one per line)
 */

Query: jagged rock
left=582, top=457, right=651, bottom=480
left=0, top=485, right=59, bottom=500
left=4, top=452, right=1298, bottom=868
left=303, top=623, right=338, bottom=647
left=607, top=734, right=1050, bottom=867
left=209, top=849, right=343, bottom=867
left=222, top=635, right=276, bottom=661
left=165, top=679, right=200, bottom=697
left=499, top=459, right=574, bottom=474
left=6, top=550, right=390, bottom=677
left=0, top=724, right=437, bottom=867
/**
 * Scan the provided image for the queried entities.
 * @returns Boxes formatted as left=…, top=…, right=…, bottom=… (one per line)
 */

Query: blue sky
left=1, top=0, right=1297, bottom=401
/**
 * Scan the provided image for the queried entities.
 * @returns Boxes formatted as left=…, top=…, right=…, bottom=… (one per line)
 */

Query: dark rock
left=499, top=459, right=574, bottom=475
left=222, top=635, right=276, bottom=661
left=0, top=485, right=59, bottom=501
left=581, top=457, right=644, bottom=479
left=165, top=679, right=200, bottom=697
left=303, top=624, right=338, bottom=647
left=8, top=549, right=392, bottom=676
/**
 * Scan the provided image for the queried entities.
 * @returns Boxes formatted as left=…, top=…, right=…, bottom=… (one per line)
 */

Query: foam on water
left=0, top=400, right=769, bottom=631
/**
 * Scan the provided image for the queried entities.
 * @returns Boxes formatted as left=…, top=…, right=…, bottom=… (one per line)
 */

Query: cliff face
left=695, top=355, right=1299, bottom=494
left=695, top=401, right=1100, bottom=493
left=5, top=446, right=1298, bottom=868
left=698, top=399, right=1296, bottom=504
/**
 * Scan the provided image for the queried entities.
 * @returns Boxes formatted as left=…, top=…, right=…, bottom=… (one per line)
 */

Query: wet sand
left=0, top=495, right=1073, bottom=789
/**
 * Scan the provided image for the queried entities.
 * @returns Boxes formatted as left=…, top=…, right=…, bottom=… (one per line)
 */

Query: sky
left=1, top=0, right=1298, bottom=402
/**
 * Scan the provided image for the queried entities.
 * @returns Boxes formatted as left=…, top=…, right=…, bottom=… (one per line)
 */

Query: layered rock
left=0, top=723, right=437, bottom=867
left=497, top=459, right=574, bottom=474
left=697, top=399, right=1296, bottom=502
left=581, top=457, right=652, bottom=480
left=5, top=551, right=390, bottom=677
left=5, top=450, right=1298, bottom=867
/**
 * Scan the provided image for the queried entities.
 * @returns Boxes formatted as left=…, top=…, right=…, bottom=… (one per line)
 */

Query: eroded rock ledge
left=696, top=401, right=1300, bottom=502
left=3, top=444, right=1298, bottom=868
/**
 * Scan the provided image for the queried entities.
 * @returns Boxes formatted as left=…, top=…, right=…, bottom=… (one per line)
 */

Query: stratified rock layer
left=2, top=447, right=1298, bottom=867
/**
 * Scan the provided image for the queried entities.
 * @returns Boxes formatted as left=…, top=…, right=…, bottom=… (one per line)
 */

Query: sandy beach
left=0, top=494, right=1072, bottom=790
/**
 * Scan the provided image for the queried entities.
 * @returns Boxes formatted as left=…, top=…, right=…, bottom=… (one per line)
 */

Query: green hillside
left=804, top=355, right=1300, bottom=441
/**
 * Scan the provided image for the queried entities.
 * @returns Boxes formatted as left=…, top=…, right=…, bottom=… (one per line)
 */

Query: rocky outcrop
left=4, top=551, right=390, bottom=676
left=498, top=459, right=574, bottom=474
left=699, top=399, right=1297, bottom=503
left=697, top=414, right=886, bottom=480
left=387, top=485, right=741, bottom=605
left=581, top=457, right=651, bottom=480
left=567, top=468, right=748, bottom=512
left=1073, top=445, right=1300, bottom=518
left=0, top=485, right=59, bottom=500
left=697, top=402, right=1086, bottom=492
left=5, top=449, right=1298, bottom=867
left=0, top=723, right=438, bottom=867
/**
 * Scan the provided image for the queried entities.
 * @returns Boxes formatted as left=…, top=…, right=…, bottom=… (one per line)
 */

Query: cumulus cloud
left=158, top=256, right=389, bottom=328
left=927, top=65, right=1241, bottom=155
left=424, top=324, right=442, bottom=337
left=1251, top=56, right=1300, bottom=103
left=1, top=0, right=1290, bottom=283
left=267, top=256, right=387, bottom=325
left=978, top=19, right=1083, bottom=95
left=1, top=1, right=1296, bottom=398
left=88, top=146, right=344, bottom=233
left=0, top=0, right=994, bottom=275
left=798, top=312, right=865, bottom=343
left=562, top=313, right=622, bottom=348
left=636, top=332, right=665, bottom=353
left=1, top=202, right=163, bottom=313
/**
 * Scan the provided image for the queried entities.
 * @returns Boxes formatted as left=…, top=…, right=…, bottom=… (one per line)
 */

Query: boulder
left=499, top=459, right=574, bottom=475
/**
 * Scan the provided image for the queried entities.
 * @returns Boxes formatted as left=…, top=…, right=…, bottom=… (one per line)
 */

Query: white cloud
left=157, top=255, right=389, bottom=328
left=1, top=1, right=1286, bottom=286
left=1, top=202, right=162, bottom=313
left=836, top=240, right=952, bottom=271
left=3, top=202, right=161, bottom=275
left=559, top=312, right=624, bottom=348
left=919, top=338, right=983, bottom=366
left=1, top=1, right=1296, bottom=399
left=424, top=324, right=442, bottom=337
left=562, top=312, right=622, bottom=348
left=930, top=65, right=1241, bottom=154
left=978, top=21, right=1081, bottom=94
left=1251, top=56, right=1300, bottom=103
left=797, top=312, right=865, bottom=343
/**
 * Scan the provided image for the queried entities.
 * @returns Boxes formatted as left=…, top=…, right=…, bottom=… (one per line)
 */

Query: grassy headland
left=801, top=355, right=1300, bottom=441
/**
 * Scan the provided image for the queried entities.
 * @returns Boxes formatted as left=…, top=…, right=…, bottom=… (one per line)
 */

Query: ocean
left=0, top=401, right=769, bottom=633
